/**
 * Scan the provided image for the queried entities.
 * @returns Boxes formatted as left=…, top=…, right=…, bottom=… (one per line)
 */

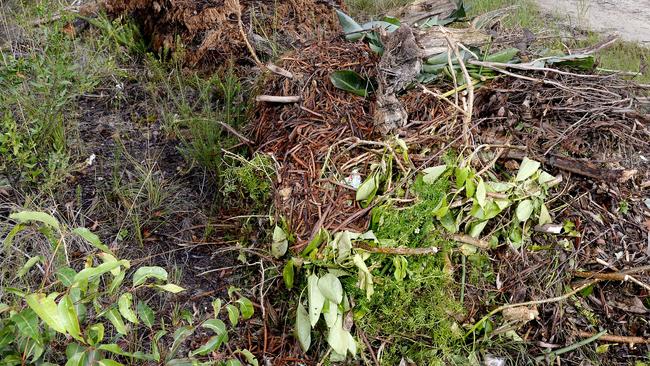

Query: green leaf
left=235, top=349, right=259, bottom=366
left=104, top=308, right=127, bottom=334
left=98, top=360, right=124, bottom=366
left=469, top=220, right=488, bottom=238
left=190, top=334, right=227, bottom=356
left=10, top=211, right=60, bottom=230
left=87, top=323, right=105, bottom=345
left=58, top=295, right=83, bottom=341
left=10, top=309, right=39, bottom=340
left=455, top=167, right=470, bottom=188
left=485, top=48, right=519, bottom=63
left=335, top=9, right=364, bottom=40
left=132, top=266, right=168, bottom=286
left=356, top=173, right=379, bottom=202
left=476, top=178, right=487, bottom=207
left=224, top=360, right=242, bottom=366
left=515, top=157, right=541, bottom=181
left=422, top=165, right=447, bottom=184
left=330, top=70, right=375, bottom=97
left=538, top=203, right=552, bottom=225
left=136, top=301, right=155, bottom=328
left=108, top=271, right=125, bottom=294
left=317, top=273, right=343, bottom=304
left=72, top=227, right=112, bottom=253
left=154, top=284, right=185, bottom=293
left=226, top=304, right=239, bottom=326
left=167, top=326, right=194, bottom=362
left=118, top=293, right=139, bottom=324
left=515, top=200, right=534, bottom=222
left=307, top=274, right=325, bottom=326
left=212, top=298, right=222, bottom=315
left=17, top=256, right=43, bottom=278
left=295, top=303, right=311, bottom=352
left=74, top=260, right=128, bottom=284
left=0, top=325, right=13, bottom=348
left=271, top=226, right=288, bottom=258
left=283, top=260, right=294, bottom=289
left=237, top=297, right=254, bottom=320
left=203, top=319, right=227, bottom=335
left=25, top=293, right=66, bottom=334
left=538, top=171, right=556, bottom=185
left=56, top=267, right=77, bottom=287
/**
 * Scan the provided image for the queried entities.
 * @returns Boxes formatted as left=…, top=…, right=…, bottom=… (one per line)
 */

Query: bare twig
left=575, top=331, right=650, bottom=344
left=256, top=95, right=301, bottom=103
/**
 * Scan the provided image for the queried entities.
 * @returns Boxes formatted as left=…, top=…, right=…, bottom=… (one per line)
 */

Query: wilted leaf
left=295, top=303, right=311, bottom=352
left=271, top=226, right=288, bottom=258
left=323, top=300, right=338, bottom=328
left=355, top=173, right=379, bottom=202
left=515, top=157, right=540, bottom=181
left=538, top=203, right=552, bottom=225
left=203, top=319, right=227, bottom=335
left=330, top=70, right=375, bottom=97
left=307, top=274, right=325, bottom=326
left=17, top=256, right=43, bottom=278
left=318, top=273, right=344, bottom=304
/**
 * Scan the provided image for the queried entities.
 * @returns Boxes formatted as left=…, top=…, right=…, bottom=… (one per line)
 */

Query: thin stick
left=235, top=0, right=264, bottom=69
left=255, top=95, right=301, bottom=103
left=575, top=331, right=650, bottom=344
left=441, top=29, right=474, bottom=146
left=465, top=280, right=596, bottom=337
left=356, top=243, right=438, bottom=255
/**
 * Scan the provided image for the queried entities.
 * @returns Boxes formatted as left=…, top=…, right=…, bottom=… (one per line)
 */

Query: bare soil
left=536, top=0, right=650, bottom=44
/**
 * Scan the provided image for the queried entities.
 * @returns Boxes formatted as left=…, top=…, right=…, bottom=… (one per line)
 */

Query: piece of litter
left=343, top=170, right=362, bottom=189
left=86, top=154, right=96, bottom=166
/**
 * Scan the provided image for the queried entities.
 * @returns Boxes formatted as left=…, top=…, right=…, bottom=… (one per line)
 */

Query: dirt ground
left=536, top=0, right=650, bottom=44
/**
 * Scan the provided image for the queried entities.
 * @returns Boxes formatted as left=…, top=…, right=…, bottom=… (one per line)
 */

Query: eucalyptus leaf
left=136, top=301, right=155, bottom=328
left=307, top=274, right=325, bottom=326
left=335, top=9, right=364, bottom=41
left=295, top=303, right=311, bottom=352
left=330, top=70, right=375, bottom=97
left=317, top=273, right=344, bottom=304
left=104, top=308, right=127, bottom=335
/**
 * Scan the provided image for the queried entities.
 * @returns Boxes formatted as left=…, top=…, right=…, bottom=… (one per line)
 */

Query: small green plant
left=0, top=211, right=259, bottom=365
left=0, top=211, right=184, bottom=365
left=222, top=153, right=275, bottom=210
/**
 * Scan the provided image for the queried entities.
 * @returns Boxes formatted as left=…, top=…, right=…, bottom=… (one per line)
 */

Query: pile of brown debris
left=109, top=0, right=650, bottom=363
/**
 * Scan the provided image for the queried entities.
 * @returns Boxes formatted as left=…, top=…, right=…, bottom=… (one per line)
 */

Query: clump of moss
left=353, top=257, right=465, bottom=365
left=371, top=176, right=449, bottom=248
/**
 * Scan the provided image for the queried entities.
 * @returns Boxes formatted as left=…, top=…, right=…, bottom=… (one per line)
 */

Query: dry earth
left=536, top=0, right=650, bottom=44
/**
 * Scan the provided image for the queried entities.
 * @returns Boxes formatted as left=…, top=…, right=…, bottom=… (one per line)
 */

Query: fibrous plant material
left=105, top=0, right=345, bottom=68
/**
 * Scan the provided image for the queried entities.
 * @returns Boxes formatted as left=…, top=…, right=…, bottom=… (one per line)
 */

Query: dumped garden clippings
left=2, top=0, right=650, bottom=365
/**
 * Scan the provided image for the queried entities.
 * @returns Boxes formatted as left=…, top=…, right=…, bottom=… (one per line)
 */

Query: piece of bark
left=388, top=0, right=458, bottom=26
